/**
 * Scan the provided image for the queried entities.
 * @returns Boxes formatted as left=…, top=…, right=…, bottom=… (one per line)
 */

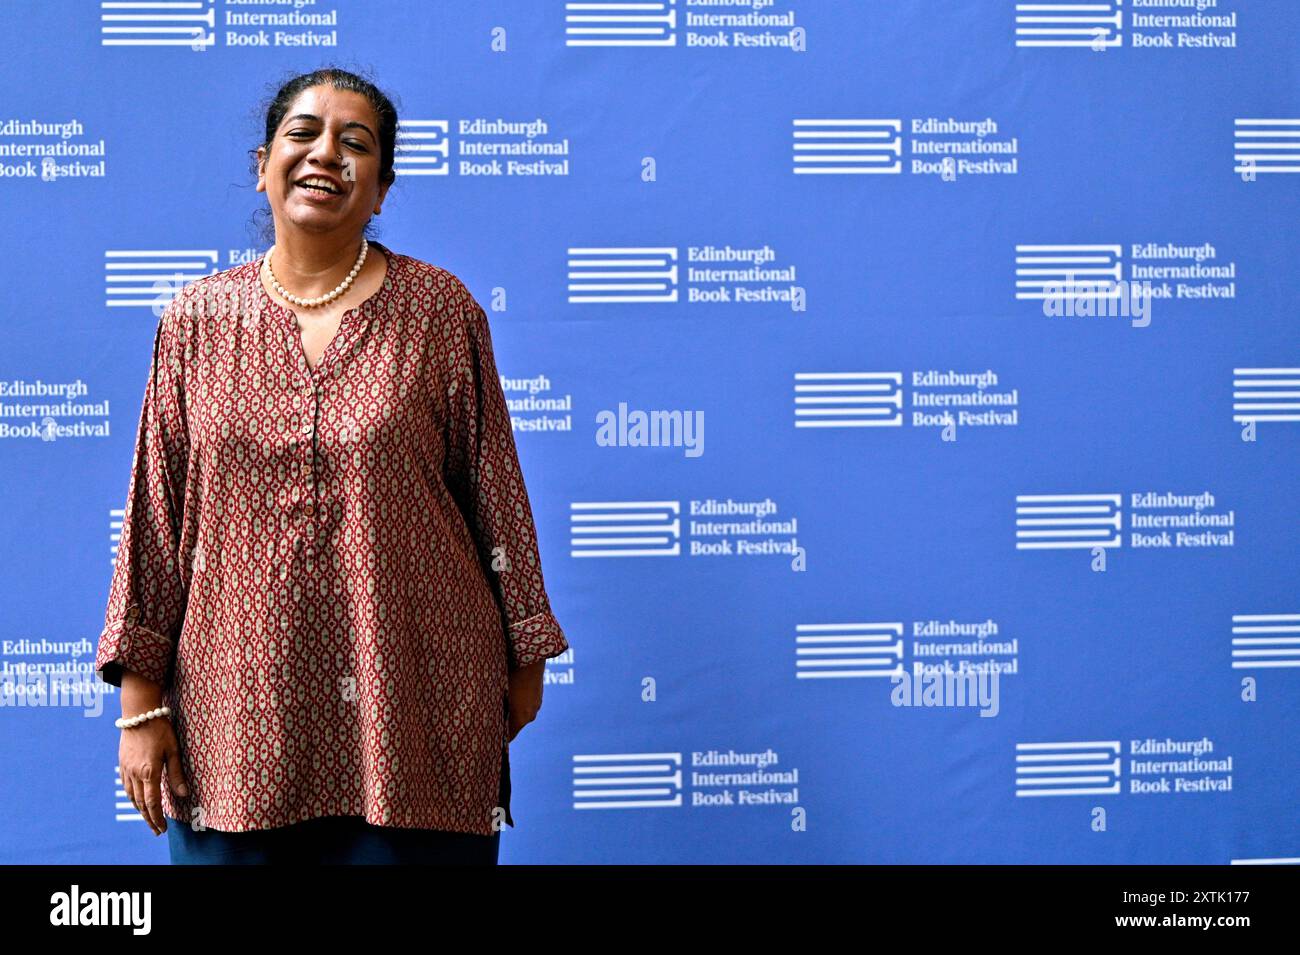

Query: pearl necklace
left=266, top=238, right=368, bottom=308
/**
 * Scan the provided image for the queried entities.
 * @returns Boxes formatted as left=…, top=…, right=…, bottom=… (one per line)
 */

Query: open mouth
left=295, top=177, right=343, bottom=197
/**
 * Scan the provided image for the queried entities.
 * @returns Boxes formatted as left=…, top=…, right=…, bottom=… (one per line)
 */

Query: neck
left=267, top=234, right=371, bottom=296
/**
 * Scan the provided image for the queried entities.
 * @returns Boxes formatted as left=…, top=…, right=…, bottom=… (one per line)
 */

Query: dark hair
left=247, top=64, right=400, bottom=245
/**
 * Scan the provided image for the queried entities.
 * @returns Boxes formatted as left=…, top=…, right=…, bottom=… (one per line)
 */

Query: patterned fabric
left=95, top=242, right=569, bottom=836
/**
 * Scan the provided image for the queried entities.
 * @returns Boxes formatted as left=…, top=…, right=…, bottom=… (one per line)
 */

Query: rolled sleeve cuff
left=94, top=608, right=175, bottom=688
left=507, top=609, right=570, bottom=670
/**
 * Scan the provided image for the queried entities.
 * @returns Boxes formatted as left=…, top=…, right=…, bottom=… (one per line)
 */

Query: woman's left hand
left=506, top=660, right=547, bottom=742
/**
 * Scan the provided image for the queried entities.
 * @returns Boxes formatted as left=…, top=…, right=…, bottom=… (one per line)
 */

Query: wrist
left=115, top=706, right=172, bottom=730
left=119, top=669, right=163, bottom=713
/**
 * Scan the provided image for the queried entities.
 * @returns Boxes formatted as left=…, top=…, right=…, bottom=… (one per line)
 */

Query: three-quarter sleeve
left=94, top=298, right=191, bottom=689
left=443, top=291, right=570, bottom=671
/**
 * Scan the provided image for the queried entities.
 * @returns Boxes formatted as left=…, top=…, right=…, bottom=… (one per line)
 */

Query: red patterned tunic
left=94, top=241, right=569, bottom=836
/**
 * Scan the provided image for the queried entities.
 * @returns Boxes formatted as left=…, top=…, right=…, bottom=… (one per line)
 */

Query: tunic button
left=301, top=422, right=313, bottom=435
left=125, top=607, right=140, bottom=624
left=303, top=501, right=316, bottom=517
left=300, top=462, right=312, bottom=477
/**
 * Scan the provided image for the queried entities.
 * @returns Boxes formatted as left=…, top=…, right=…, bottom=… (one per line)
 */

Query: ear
left=255, top=145, right=267, bottom=193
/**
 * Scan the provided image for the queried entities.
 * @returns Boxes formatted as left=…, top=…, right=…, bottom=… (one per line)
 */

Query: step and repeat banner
left=2, top=1, right=1298, bottom=864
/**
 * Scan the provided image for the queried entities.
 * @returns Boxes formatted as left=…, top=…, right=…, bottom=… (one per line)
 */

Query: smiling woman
left=95, top=66, right=570, bottom=866
left=245, top=72, right=401, bottom=372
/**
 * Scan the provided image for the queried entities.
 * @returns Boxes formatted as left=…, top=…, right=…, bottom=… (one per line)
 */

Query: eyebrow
left=284, top=113, right=377, bottom=143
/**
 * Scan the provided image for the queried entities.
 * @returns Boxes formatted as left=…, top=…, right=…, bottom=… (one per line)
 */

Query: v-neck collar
left=252, top=240, right=399, bottom=379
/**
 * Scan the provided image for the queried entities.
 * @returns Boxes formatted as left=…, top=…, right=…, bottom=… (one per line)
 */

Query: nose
left=305, top=129, right=344, bottom=170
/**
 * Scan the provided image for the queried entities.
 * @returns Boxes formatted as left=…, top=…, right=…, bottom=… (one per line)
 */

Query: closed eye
left=286, top=131, right=367, bottom=151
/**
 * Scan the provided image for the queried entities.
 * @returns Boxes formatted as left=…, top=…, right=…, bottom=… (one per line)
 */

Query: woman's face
left=256, top=84, right=390, bottom=242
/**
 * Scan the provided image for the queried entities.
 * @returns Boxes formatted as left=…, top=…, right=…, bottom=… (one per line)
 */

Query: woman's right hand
left=119, top=671, right=189, bottom=836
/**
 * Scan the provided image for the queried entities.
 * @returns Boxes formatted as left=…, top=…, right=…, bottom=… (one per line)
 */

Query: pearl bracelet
left=115, top=706, right=172, bottom=730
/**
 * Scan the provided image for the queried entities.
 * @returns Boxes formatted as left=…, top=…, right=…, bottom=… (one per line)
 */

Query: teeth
left=298, top=178, right=339, bottom=194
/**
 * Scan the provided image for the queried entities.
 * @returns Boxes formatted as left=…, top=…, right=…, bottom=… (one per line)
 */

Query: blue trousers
left=166, top=815, right=501, bottom=865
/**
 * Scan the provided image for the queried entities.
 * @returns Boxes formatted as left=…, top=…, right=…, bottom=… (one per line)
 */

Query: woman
left=94, top=68, right=569, bottom=865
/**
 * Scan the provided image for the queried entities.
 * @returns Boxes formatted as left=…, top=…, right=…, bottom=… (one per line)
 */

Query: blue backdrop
left=1, top=0, right=1297, bottom=864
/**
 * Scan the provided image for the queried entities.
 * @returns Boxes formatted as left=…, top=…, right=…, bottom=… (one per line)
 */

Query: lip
left=293, top=174, right=345, bottom=199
